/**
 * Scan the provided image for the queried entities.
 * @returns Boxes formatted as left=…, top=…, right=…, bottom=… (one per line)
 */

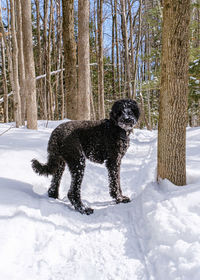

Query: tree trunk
left=0, top=2, right=8, bottom=123
left=62, top=0, right=78, bottom=120
left=1, top=37, right=8, bottom=122
left=35, top=0, right=45, bottom=119
left=120, top=0, right=133, bottom=98
left=16, top=0, right=26, bottom=125
left=55, top=0, right=62, bottom=120
left=60, top=54, right=65, bottom=119
left=145, top=13, right=152, bottom=130
left=128, top=0, right=134, bottom=97
left=21, top=0, right=38, bottom=129
left=97, top=0, right=105, bottom=119
left=133, top=0, right=142, bottom=98
left=111, top=0, right=116, bottom=98
left=77, top=0, right=91, bottom=120
left=139, top=92, right=150, bottom=129
left=114, top=0, right=121, bottom=99
left=42, top=0, right=49, bottom=120
left=47, top=0, right=54, bottom=120
left=0, top=1, right=14, bottom=121
left=10, top=0, right=22, bottom=127
left=157, top=0, right=190, bottom=186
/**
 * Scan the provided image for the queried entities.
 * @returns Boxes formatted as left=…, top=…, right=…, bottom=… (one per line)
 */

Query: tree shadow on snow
left=0, top=177, right=75, bottom=217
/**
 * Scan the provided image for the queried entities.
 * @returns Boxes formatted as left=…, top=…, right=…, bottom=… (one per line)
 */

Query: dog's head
left=110, top=99, right=140, bottom=131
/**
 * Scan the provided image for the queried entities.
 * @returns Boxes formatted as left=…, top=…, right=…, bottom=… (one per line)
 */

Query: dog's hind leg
left=48, top=160, right=66, bottom=199
left=66, top=156, right=94, bottom=215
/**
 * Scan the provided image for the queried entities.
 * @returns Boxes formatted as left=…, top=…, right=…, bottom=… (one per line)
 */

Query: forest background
left=0, top=0, right=199, bottom=129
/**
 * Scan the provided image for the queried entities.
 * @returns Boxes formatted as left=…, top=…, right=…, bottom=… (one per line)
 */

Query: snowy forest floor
left=0, top=121, right=200, bottom=280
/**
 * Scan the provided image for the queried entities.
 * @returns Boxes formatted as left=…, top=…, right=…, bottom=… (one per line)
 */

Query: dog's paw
left=48, top=187, right=58, bottom=199
left=83, top=207, right=94, bottom=215
left=116, top=195, right=131, bottom=204
left=75, top=205, right=94, bottom=215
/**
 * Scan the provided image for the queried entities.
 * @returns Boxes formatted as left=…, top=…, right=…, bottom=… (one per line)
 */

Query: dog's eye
left=123, top=108, right=133, bottom=116
left=116, top=111, right=122, bottom=117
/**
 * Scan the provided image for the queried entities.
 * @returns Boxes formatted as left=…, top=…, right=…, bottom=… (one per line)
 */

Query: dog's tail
left=32, top=155, right=59, bottom=176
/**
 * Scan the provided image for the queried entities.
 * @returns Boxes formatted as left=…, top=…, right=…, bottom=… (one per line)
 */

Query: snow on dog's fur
left=32, top=99, right=140, bottom=214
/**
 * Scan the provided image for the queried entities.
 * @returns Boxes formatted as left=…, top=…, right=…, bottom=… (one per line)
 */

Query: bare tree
left=62, top=0, right=78, bottom=120
left=0, top=2, right=8, bottom=122
left=16, top=0, right=26, bottom=125
left=114, top=0, right=121, bottom=98
left=97, top=0, right=105, bottom=119
left=55, top=0, right=63, bottom=119
left=10, top=0, right=22, bottom=127
left=21, top=0, right=38, bottom=129
left=35, top=0, right=45, bottom=119
left=120, top=0, right=132, bottom=98
left=43, top=0, right=49, bottom=120
left=1, top=37, right=8, bottom=122
left=157, top=0, right=190, bottom=185
left=46, top=0, right=54, bottom=119
left=0, top=0, right=14, bottom=122
left=111, top=0, right=116, bottom=98
left=132, top=0, right=142, bottom=98
left=77, top=0, right=91, bottom=120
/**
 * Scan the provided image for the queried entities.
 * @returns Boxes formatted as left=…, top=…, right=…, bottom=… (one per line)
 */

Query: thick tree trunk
left=157, top=0, right=190, bottom=186
left=62, top=0, right=77, bottom=120
left=77, top=0, right=91, bottom=120
left=21, top=0, right=38, bottom=129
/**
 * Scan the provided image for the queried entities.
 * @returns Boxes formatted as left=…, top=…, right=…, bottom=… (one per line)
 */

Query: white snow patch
left=0, top=122, right=200, bottom=279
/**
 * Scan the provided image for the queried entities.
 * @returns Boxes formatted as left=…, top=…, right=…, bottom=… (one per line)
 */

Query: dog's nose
left=124, top=116, right=134, bottom=122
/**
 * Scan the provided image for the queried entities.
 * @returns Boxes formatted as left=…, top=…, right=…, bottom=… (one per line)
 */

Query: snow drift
left=0, top=121, right=200, bottom=280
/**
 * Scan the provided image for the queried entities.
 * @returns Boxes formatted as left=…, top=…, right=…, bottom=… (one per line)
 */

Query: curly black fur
left=32, top=99, right=140, bottom=215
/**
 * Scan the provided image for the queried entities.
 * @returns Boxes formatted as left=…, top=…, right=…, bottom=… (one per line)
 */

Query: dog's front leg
left=106, top=158, right=131, bottom=204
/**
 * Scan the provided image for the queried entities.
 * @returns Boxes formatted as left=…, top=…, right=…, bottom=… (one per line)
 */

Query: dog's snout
left=123, top=112, right=135, bottom=123
left=124, top=117, right=134, bottom=123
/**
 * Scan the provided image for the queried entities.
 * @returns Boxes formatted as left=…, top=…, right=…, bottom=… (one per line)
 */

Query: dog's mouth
left=118, top=121, right=135, bottom=131
left=118, top=114, right=137, bottom=131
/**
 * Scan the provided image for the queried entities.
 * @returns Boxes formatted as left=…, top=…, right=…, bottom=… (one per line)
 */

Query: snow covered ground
left=0, top=121, right=200, bottom=280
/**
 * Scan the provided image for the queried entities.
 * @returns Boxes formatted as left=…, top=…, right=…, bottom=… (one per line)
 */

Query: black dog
left=32, top=99, right=140, bottom=215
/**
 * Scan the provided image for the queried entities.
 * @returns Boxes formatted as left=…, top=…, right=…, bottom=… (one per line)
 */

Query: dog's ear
left=109, top=110, right=117, bottom=122
left=110, top=100, right=123, bottom=121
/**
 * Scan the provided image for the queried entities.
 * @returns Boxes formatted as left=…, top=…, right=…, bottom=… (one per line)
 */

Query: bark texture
left=97, top=0, right=105, bottom=119
left=21, top=0, right=38, bottom=129
left=1, top=37, right=8, bottom=122
left=16, top=0, right=26, bottom=125
left=77, top=0, right=91, bottom=120
left=157, top=0, right=190, bottom=186
left=62, top=0, right=77, bottom=120
left=120, top=0, right=132, bottom=98
left=10, top=0, right=22, bottom=127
